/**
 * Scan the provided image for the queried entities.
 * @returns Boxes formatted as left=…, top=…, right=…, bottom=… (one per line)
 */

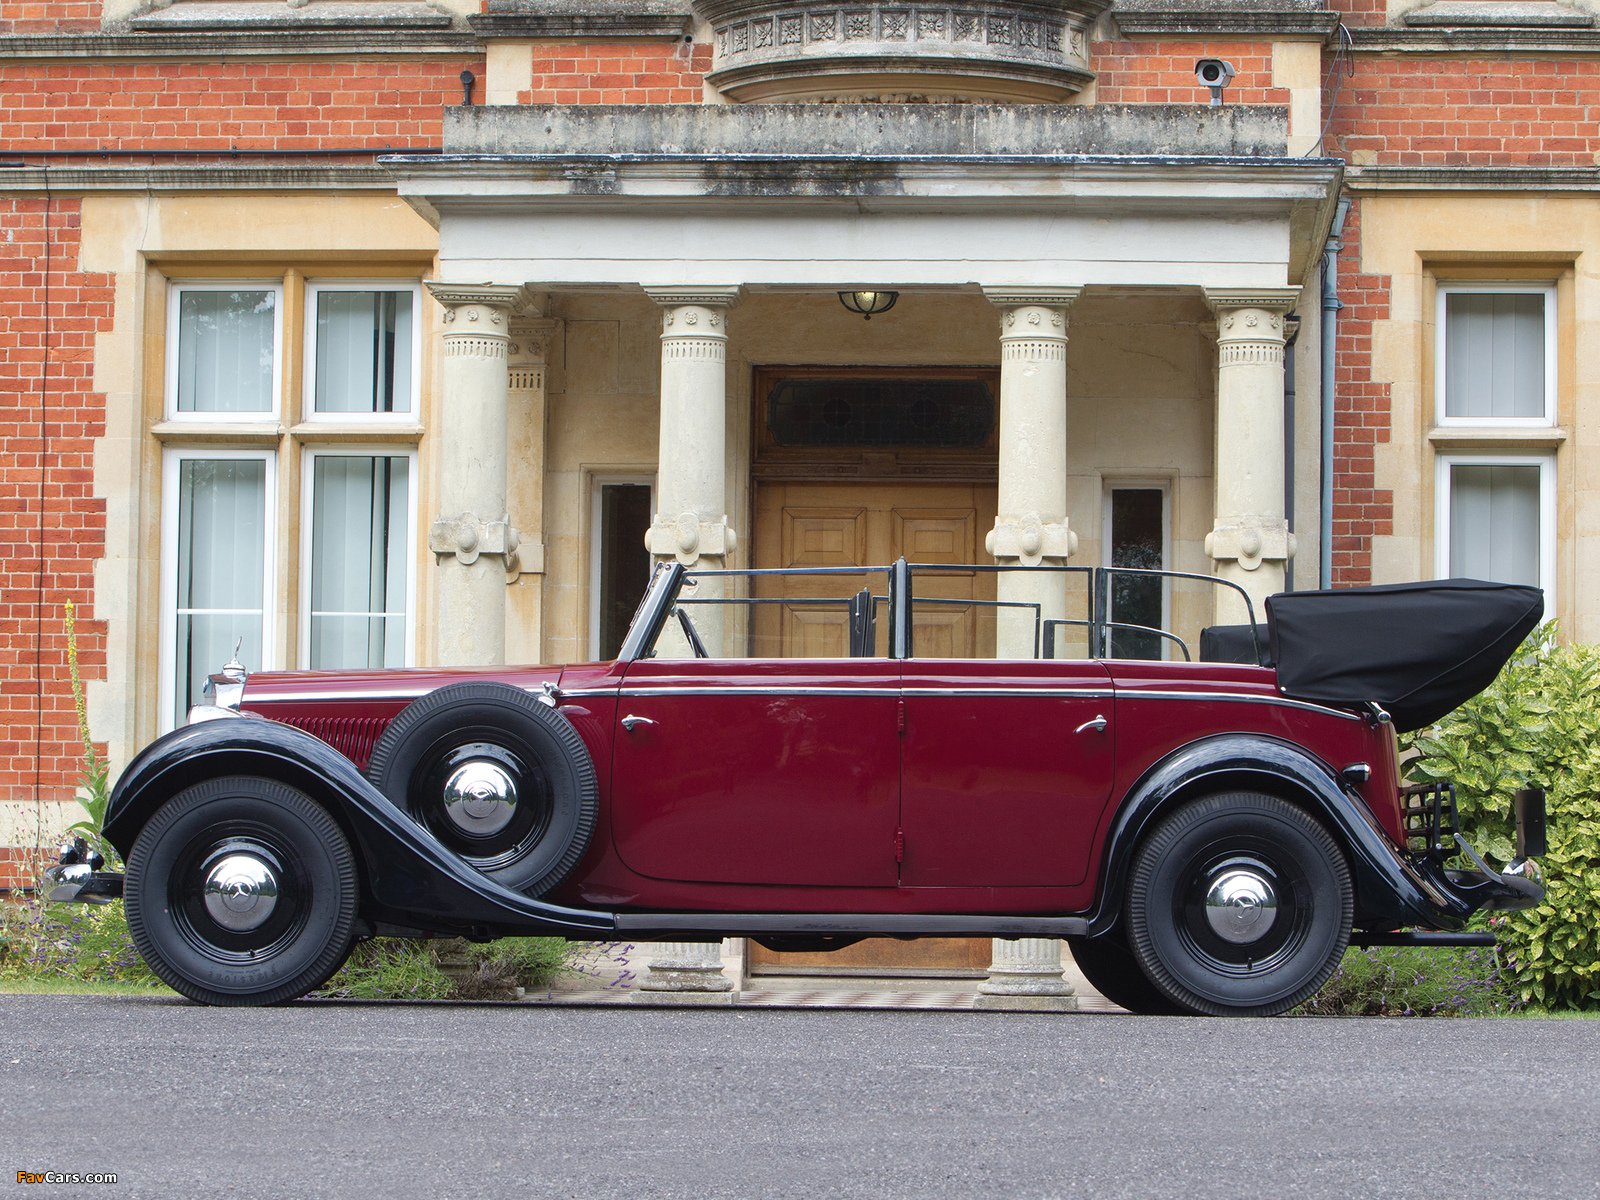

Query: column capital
left=508, top=316, right=558, bottom=365
left=643, top=286, right=744, bottom=310
left=1202, top=287, right=1302, bottom=317
left=425, top=281, right=532, bottom=315
left=982, top=286, right=1084, bottom=310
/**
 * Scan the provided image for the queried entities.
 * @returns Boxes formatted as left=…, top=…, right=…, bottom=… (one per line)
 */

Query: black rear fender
left=1086, top=734, right=1472, bottom=937
left=104, top=718, right=615, bottom=940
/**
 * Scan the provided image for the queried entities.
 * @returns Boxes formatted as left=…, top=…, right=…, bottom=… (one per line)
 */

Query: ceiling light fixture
left=838, top=290, right=899, bottom=320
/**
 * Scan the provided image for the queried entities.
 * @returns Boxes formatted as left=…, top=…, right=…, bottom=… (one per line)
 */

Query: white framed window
left=159, top=448, right=277, bottom=732
left=300, top=448, right=418, bottom=670
left=165, top=282, right=283, bottom=422
left=1435, top=452, right=1555, bottom=600
left=1102, top=479, right=1172, bottom=660
left=303, top=281, right=422, bottom=421
left=589, top=476, right=655, bottom=661
left=1435, top=283, right=1556, bottom=427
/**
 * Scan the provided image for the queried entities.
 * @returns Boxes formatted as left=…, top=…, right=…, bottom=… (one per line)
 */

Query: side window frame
left=164, top=281, right=284, bottom=424
left=1434, top=282, right=1557, bottom=429
left=589, top=474, right=657, bottom=662
left=1434, top=450, right=1556, bottom=601
left=302, top=280, right=424, bottom=424
left=158, top=446, right=278, bottom=732
left=299, top=444, right=420, bottom=671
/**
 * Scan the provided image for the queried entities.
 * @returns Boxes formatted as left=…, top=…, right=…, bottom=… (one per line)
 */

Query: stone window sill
left=151, top=420, right=284, bottom=445
left=1428, top=426, right=1569, bottom=448
left=130, top=1, right=455, bottom=32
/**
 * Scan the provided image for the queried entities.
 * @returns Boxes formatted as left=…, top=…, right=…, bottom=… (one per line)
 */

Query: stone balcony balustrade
left=696, top=0, right=1110, bottom=101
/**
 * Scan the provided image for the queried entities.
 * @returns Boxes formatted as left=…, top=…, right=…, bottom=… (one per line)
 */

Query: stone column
left=641, top=287, right=741, bottom=659
left=975, top=938, right=1077, bottom=1011
left=633, top=940, right=739, bottom=1006
left=505, top=316, right=557, bottom=665
left=982, top=288, right=1082, bottom=659
left=635, top=287, right=741, bottom=996
left=423, top=283, right=529, bottom=666
left=1202, top=288, right=1301, bottom=627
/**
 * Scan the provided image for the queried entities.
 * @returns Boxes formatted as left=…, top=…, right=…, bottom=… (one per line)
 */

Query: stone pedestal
left=424, top=282, right=530, bottom=667
left=633, top=941, right=740, bottom=1006
left=642, top=287, right=742, bottom=658
left=983, top=289, right=1081, bottom=660
left=975, top=938, right=1078, bottom=1011
left=1203, top=288, right=1301, bottom=628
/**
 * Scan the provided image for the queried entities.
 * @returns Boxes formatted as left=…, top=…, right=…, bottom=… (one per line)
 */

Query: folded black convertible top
left=1265, top=579, right=1544, bottom=733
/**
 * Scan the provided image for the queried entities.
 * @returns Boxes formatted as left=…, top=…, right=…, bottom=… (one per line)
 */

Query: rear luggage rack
left=1400, top=780, right=1459, bottom=859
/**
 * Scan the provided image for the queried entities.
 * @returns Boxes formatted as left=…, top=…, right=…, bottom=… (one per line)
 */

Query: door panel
left=900, top=659, right=1115, bottom=887
left=610, top=659, right=901, bottom=887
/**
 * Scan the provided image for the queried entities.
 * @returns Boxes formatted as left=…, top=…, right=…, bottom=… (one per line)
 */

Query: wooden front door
left=748, top=480, right=998, bottom=977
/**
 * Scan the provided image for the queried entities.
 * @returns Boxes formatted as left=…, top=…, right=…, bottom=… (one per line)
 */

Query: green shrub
left=1298, top=944, right=1521, bottom=1016
left=1404, top=628, right=1600, bottom=1010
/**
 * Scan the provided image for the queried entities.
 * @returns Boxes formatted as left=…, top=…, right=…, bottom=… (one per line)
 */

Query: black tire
left=1126, top=792, right=1352, bottom=1017
left=1065, top=934, right=1186, bottom=1015
left=124, top=777, right=358, bottom=1007
left=365, top=681, right=597, bottom=897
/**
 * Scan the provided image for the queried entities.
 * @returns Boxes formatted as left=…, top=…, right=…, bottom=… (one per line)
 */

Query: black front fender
left=104, top=717, right=615, bottom=940
left=1085, top=734, right=1473, bottom=937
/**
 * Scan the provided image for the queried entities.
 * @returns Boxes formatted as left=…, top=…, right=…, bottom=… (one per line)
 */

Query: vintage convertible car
left=50, top=561, right=1548, bottom=1015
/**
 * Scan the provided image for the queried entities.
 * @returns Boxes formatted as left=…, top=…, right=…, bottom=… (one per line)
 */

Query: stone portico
left=391, top=102, right=1340, bottom=996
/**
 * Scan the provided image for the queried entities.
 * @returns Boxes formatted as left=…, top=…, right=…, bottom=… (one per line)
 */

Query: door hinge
left=897, top=699, right=905, bottom=734
left=894, top=827, right=905, bottom=863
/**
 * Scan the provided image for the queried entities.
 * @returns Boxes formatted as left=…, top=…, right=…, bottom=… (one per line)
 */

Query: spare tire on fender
left=365, top=681, right=597, bottom=897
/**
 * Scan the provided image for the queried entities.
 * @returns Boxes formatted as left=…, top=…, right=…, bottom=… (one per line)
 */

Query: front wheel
left=1125, top=792, right=1352, bottom=1017
left=124, top=777, right=359, bottom=1007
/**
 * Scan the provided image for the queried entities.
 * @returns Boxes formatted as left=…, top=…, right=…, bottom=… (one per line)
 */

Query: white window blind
left=175, top=289, right=277, bottom=414
left=313, top=289, right=414, bottom=415
left=1441, top=290, right=1549, bottom=421
left=307, top=454, right=412, bottom=669
left=1447, top=463, right=1542, bottom=587
left=171, top=457, right=270, bottom=727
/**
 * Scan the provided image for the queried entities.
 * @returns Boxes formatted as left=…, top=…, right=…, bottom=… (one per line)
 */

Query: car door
left=899, top=658, right=1115, bottom=887
left=609, top=657, right=902, bottom=887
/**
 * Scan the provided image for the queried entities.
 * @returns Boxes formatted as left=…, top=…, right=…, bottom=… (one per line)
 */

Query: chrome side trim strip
left=619, top=687, right=897, bottom=698
left=901, top=687, right=1116, bottom=699
left=1118, top=690, right=1361, bottom=721
left=244, top=687, right=431, bottom=703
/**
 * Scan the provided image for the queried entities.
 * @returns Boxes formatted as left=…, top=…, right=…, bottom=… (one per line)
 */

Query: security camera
left=1195, top=58, right=1236, bottom=107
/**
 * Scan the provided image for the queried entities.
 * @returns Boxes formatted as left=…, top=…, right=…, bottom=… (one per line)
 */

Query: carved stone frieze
left=698, top=0, right=1106, bottom=102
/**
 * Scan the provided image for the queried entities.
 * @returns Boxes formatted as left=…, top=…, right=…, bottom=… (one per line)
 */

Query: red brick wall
left=0, top=0, right=101, bottom=36
left=515, top=41, right=712, bottom=105
left=3, top=58, right=483, bottom=152
left=0, top=197, right=113, bottom=876
left=1329, top=202, right=1393, bottom=586
left=1091, top=41, right=1284, bottom=106
left=1329, top=57, right=1600, bottom=167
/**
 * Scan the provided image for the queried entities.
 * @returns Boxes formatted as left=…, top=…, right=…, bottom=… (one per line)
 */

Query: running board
left=1350, top=930, right=1496, bottom=947
left=612, top=912, right=1090, bottom=940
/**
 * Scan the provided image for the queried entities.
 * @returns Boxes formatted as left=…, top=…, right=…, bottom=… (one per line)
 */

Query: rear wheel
left=124, top=777, right=358, bottom=1007
left=1125, top=792, right=1352, bottom=1017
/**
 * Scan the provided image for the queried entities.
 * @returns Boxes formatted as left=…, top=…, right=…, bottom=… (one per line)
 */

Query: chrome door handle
left=621, top=715, right=656, bottom=732
left=1075, top=715, right=1107, bottom=734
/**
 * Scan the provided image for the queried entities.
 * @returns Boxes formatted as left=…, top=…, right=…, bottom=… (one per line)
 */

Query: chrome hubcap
left=202, top=853, right=280, bottom=932
left=1203, top=869, right=1278, bottom=944
left=442, top=761, right=518, bottom=836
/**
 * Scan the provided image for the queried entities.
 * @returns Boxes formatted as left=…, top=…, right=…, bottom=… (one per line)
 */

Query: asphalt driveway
left=3, top=995, right=1595, bottom=1199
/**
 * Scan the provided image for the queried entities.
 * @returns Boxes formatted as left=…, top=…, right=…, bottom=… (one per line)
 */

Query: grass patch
left=0, top=976, right=175, bottom=997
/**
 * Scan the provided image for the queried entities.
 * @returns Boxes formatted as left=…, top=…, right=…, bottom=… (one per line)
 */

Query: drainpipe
left=1319, top=198, right=1350, bottom=590
left=1283, top=317, right=1299, bottom=592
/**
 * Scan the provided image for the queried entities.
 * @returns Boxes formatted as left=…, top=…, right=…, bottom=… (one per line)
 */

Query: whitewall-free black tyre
left=124, top=777, right=359, bottom=1007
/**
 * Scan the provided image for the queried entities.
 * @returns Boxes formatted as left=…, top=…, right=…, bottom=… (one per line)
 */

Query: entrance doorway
left=747, top=368, right=999, bottom=977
